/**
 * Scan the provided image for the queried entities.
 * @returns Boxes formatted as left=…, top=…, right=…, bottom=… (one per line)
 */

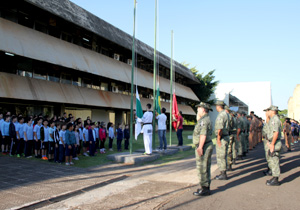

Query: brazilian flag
left=155, top=84, right=161, bottom=114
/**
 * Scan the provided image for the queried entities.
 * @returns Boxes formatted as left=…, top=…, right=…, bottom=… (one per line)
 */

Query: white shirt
left=138, top=111, right=153, bottom=125
left=156, top=113, right=167, bottom=130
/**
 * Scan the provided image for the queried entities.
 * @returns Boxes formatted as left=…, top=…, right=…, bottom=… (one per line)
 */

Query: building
left=288, top=85, right=300, bottom=120
left=0, top=0, right=199, bottom=126
left=209, top=82, right=272, bottom=124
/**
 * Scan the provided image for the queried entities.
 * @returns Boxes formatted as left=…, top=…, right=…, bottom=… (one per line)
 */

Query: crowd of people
left=283, top=118, right=300, bottom=151
left=0, top=112, right=130, bottom=166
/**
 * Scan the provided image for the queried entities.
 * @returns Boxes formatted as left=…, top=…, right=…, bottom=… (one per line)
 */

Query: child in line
left=89, top=123, right=96, bottom=156
left=78, top=122, right=83, bottom=156
left=59, top=124, right=67, bottom=163
left=73, top=125, right=80, bottom=160
left=116, top=123, right=123, bottom=152
left=54, top=123, right=61, bottom=163
left=99, top=122, right=107, bottom=154
left=82, top=123, right=89, bottom=156
left=108, top=123, right=115, bottom=151
left=65, top=123, right=76, bottom=166
left=40, top=119, right=49, bottom=160
left=9, top=116, right=18, bottom=156
left=23, top=118, right=33, bottom=158
left=48, top=121, right=56, bottom=162
left=33, top=118, right=42, bottom=158
left=1, top=115, right=10, bottom=154
left=124, top=125, right=130, bottom=150
left=94, top=122, right=99, bottom=151
left=16, top=117, right=25, bottom=157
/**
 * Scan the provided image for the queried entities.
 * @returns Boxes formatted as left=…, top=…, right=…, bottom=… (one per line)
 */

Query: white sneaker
left=70, top=162, right=74, bottom=165
left=26, top=156, right=32, bottom=158
left=65, top=162, right=70, bottom=166
left=109, top=149, right=113, bottom=151
left=73, top=157, right=79, bottom=160
left=83, top=153, right=89, bottom=157
left=87, top=150, right=90, bottom=153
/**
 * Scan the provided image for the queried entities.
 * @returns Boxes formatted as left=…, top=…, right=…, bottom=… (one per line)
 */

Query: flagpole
left=152, top=0, right=157, bottom=150
left=129, top=0, right=137, bottom=154
left=169, top=30, right=173, bottom=146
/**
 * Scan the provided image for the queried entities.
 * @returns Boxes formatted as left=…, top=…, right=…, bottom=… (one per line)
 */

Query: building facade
left=0, top=0, right=198, bottom=126
left=288, top=84, right=300, bottom=120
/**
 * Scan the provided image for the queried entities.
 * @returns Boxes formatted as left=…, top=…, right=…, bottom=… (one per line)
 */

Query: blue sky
left=71, top=0, right=300, bottom=110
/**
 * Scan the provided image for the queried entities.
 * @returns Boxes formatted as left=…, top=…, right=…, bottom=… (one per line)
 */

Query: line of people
left=0, top=113, right=131, bottom=166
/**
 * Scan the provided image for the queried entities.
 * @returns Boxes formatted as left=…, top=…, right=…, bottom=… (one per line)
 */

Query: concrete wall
left=288, top=84, right=300, bottom=120
left=91, top=109, right=110, bottom=123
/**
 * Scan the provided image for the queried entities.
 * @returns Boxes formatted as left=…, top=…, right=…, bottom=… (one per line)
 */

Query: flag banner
left=155, top=83, right=161, bottom=114
left=172, top=92, right=179, bottom=129
left=135, top=87, right=143, bottom=140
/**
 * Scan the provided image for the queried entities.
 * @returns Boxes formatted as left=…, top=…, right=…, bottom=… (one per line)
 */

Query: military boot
left=193, top=186, right=211, bottom=196
left=266, top=177, right=280, bottom=186
left=215, top=171, right=228, bottom=180
left=232, top=159, right=236, bottom=165
left=227, top=164, right=233, bottom=171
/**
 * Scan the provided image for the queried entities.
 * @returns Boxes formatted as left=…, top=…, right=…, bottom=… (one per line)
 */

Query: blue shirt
left=83, top=128, right=89, bottom=141
left=42, top=126, right=49, bottom=142
left=24, top=123, right=34, bottom=140
left=117, top=128, right=123, bottom=140
left=48, top=127, right=55, bottom=142
left=94, top=127, right=99, bottom=139
left=1, top=121, right=10, bottom=136
left=109, top=127, right=115, bottom=138
left=65, top=130, right=76, bottom=145
left=0, top=119, right=4, bottom=132
left=16, top=123, right=25, bottom=139
left=33, top=124, right=42, bottom=140
left=59, top=130, right=66, bottom=145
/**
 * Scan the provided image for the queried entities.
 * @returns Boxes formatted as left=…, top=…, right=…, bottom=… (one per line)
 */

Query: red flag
left=172, top=92, right=179, bottom=129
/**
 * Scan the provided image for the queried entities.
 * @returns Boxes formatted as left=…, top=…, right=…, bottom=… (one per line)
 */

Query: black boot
left=193, top=186, right=211, bottom=196
left=242, top=152, right=247, bottom=157
left=232, top=159, right=236, bottom=165
left=266, top=177, right=280, bottom=186
left=215, top=171, right=228, bottom=180
left=227, top=164, right=233, bottom=171
left=263, top=168, right=272, bottom=176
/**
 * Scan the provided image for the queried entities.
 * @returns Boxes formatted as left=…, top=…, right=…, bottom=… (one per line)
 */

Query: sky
left=71, top=0, right=300, bottom=110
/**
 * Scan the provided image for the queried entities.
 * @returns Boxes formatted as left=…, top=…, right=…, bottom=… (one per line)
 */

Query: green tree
left=183, top=63, right=219, bottom=110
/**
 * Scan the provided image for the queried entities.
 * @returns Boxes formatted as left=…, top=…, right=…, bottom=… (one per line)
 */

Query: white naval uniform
left=137, top=111, right=153, bottom=154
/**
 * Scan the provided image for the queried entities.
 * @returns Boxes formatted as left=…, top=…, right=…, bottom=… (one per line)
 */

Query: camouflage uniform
left=241, top=116, right=248, bottom=153
left=227, top=113, right=236, bottom=167
left=266, top=114, right=282, bottom=177
left=193, top=113, right=213, bottom=187
left=245, top=115, right=250, bottom=150
left=262, top=121, right=270, bottom=164
left=236, top=115, right=244, bottom=156
left=215, top=109, right=230, bottom=171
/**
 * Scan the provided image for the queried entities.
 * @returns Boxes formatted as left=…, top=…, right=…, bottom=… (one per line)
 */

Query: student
left=59, top=124, right=67, bottom=163
left=40, top=119, right=49, bottom=160
left=77, top=122, right=83, bottom=156
left=73, top=125, right=80, bottom=160
left=0, top=113, right=3, bottom=152
left=1, top=115, right=11, bottom=155
left=94, top=122, right=100, bottom=151
left=99, top=122, right=107, bottom=154
left=123, top=124, right=130, bottom=150
left=108, top=123, right=115, bottom=151
left=54, top=123, right=61, bottom=163
left=116, top=124, right=123, bottom=152
left=33, top=118, right=42, bottom=158
left=23, top=118, right=34, bottom=158
left=65, top=123, right=76, bottom=165
left=88, top=123, right=96, bottom=156
left=82, top=123, right=89, bottom=156
left=9, top=116, right=18, bottom=156
left=16, top=117, right=25, bottom=157
left=156, top=108, right=167, bottom=151
left=48, top=121, right=56, bottom=162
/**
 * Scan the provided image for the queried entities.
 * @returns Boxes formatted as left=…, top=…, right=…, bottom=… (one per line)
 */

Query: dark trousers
left=54, top=144, right=59, bottom=162
left=177, top=129, right=183, bottom=146
left=124, top=138, right=129, bottom=150
left=10, top=137, right=18, bottom=155
left=96, top=138, right=99, bottom=149
left=89, top=141, right=95, bottom=156
left=59, top=144, right=65, bottom=163
left=16, top=138, right=25, bottom=155
left=24, top=140, right=33, bottom=157
left=117, top=139, right=122, bottom=150
left=73, top=145, right=78, bottom=158
left=109, top=138, right=114, bottom=149
left=100, top=138, right=106, bottom=149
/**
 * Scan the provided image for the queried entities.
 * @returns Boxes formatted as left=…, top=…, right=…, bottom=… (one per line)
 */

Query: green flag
left=136, top=87, right=143, bottom=118
left=155, top=83, right=161, bottom=114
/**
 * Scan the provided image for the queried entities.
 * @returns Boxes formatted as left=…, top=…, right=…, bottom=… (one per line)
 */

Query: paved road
left=1, top=140, right=299, bottom=210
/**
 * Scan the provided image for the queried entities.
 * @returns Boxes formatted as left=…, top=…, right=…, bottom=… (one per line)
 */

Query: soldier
left=258, top=117, right=263, bottom=143
left=193, top=102, right=214, bottom=196
left=236, top=111, right=244, bottom=160
left=214, top=100, right=230, bottom=180
left=262, top=107, right=271, bottom=176
left=231, top=111, right=237, bottom=165
left=241, top=112, right=248, bottom=156
left=284, top=118, right=292, bottom=152
left=225, top=106, right=235, bottom=171
left=265, top=106, right=282, bottom=186
left=247, top=115, right=254, bottom=150
left=243, top=112, right=250, bottom=153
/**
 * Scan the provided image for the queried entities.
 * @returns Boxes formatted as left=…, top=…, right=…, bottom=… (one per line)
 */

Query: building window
left=82, top=78, right=92, bottom=88
left=72, top=76, right=82, bottom=87
left=101, top=83, right=108, bottom=91
left=34, top=21, right=48, bottom=34
left=61, top=73, right=72, bottom=85
left=48, top=72, right=60, bottom=83
left=33, top=69, right=47, bottom=80
left=62, top=32, right=73, bottom=43
left=17, top=70, right=32, bottom=78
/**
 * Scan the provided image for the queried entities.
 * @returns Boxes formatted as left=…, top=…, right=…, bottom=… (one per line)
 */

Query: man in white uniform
left=137, top=104, right=153, bottom=155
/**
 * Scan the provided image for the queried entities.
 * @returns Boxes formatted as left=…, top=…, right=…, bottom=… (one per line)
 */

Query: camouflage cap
left=263, top=106, right=271, bottom=112
left=269, top=105, right=280, bottom=111
left=215, top=100, right=226, bottom=106
left=196, top=102, right=213, bottom=111
left=224, top=105, right=231, bottom=111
